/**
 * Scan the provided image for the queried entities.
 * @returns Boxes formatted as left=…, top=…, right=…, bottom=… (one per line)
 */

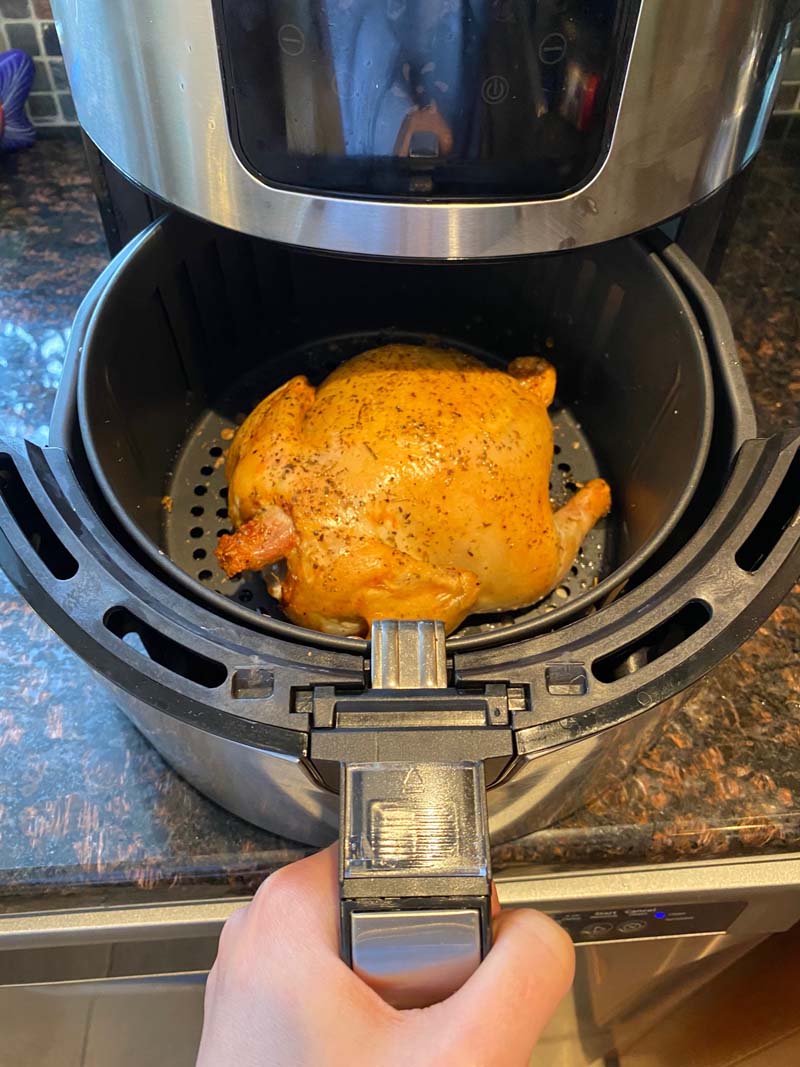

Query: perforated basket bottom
left=162, top=334, right=615, bottom=637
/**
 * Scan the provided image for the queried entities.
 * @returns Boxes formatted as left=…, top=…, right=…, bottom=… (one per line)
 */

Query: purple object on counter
left=0, top=49, right=36, bottom=152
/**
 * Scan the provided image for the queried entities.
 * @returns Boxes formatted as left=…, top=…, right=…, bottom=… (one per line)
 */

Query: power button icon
left=482, top=75, right=510, bottom=105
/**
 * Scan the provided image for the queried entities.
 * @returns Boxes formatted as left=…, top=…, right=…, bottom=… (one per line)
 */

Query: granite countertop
left=0, top=136, right=798, bottom=912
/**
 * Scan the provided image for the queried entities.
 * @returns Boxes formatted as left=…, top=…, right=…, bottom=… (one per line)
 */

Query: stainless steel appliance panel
left=52, top=0, right=796, bottom=258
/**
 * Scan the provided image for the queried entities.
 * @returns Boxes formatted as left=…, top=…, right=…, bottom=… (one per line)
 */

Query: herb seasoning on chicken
left=215, top=344, right=611, bottom=636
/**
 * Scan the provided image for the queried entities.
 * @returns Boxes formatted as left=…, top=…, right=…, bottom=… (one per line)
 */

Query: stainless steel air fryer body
left=52, top=0, right=797, bottom=259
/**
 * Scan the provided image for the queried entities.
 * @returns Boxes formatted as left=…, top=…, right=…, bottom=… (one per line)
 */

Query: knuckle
left=251, top=864, right=302, bottom=924
left=215, top=903, right=248, bottom=959
left=210, top=913, right=259, bottom=996
left=203, top=962, right=219, bottom=1002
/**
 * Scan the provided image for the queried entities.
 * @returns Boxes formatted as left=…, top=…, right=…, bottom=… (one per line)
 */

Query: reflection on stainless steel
left=350, top=909, right=482, bottom=1009
left=53, top=0, right=796, bottom=257
left=102, top=667, right=686, bottom=849
left=543, top=934, right=763, bottom=1066
left=499, top=856, right=800, bottom=1065
left=487, top=694, right=685, bottom=844
left=106, top=679, right=339, bottom=847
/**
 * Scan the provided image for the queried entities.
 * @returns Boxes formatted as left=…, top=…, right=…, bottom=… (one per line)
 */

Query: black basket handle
left=338, top=622, right=492, bottom=1009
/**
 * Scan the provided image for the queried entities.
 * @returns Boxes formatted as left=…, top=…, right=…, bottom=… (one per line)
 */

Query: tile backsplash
left=0, top=0, right=77, bottom=128
left=774, top=44, right=800, bottom=117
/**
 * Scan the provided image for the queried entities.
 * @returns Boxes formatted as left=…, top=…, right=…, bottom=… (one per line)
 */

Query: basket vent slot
left=736, top=450, right=800, bottom=573
left=0, top=453, right=78, bottom=580
left=104, top=606, right=227, bottom=689
left=592, top=600, right=711, bottom=683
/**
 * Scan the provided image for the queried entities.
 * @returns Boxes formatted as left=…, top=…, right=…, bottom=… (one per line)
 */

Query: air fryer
left=3, top=0, right=799, bottom=1010
left=2, top=214, right=799, bottom=1005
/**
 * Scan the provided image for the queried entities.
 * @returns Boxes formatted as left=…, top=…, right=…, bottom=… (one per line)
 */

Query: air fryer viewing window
left=214, top=0, right=637, bottom=198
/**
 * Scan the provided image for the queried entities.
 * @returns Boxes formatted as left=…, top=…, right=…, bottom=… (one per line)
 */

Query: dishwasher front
left=2, top=853, right=799, bottom=1067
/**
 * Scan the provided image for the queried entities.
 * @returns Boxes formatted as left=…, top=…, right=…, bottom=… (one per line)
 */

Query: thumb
left=427, top=907, right=575, bottom=1066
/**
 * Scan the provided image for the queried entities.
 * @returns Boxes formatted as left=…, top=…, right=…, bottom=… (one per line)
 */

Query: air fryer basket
left=77, top=213, right=712, bottom=653
left=1, top=214, right=799, bottom=851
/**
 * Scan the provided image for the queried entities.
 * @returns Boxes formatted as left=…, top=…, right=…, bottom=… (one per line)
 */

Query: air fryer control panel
left=547, top=901, right=747, bottom=944
left=214, top=0, right=637, bottom=198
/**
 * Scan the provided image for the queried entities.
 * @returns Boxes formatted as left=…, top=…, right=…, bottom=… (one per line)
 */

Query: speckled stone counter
left=0, top=136, right=798, bottom=912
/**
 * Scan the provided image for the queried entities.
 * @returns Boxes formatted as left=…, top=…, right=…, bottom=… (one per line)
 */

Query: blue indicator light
left=654, top=911, right=666, bottom=919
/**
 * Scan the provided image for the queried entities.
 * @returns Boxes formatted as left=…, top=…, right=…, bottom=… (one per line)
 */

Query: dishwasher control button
left=581, top=922, right=614, bottom=938
left=617, top=920, right=647, bottom=934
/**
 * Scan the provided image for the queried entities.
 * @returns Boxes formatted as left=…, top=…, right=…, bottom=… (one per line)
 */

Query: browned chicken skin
left=216, top=344, right=611, bottom=636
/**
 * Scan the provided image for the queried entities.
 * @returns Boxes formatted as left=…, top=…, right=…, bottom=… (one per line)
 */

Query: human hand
left=196, top=845, right=574, bottom=1067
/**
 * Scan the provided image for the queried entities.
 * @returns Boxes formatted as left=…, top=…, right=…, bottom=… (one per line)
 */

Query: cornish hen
left=216, top=344, right=610, bottom=636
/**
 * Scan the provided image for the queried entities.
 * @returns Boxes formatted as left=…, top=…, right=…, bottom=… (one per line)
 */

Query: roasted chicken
left=216, top=344, right=610, bottom=636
